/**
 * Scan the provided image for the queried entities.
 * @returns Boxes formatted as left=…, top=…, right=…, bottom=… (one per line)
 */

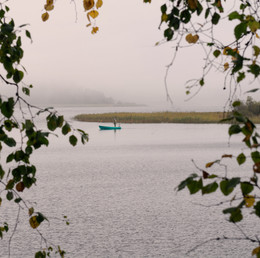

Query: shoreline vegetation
left=74, top=112, right=260, bottom=124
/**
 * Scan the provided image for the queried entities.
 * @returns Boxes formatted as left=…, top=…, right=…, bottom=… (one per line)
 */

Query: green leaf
left=25, top=30, right=32, bottom=40
left=35, top=251, right=46, bottom=258
left=169, top=17, right=180, bottom=30
left=176, top=173, right=198, bottom=191
left=0, top=165, right=5, bottom=179
left=1, top=23, right=13, bottom=34
left=232, top=54, right=243, bottom=74
left=13, top=69, right=24, bottom=83
left=14, top=198, right=22, bottom=203
left=36, top=212, right=46, bottom=224
left=237, top=153, right=246, bottom=165
left=213, top=49, right=221, bottom=58
left=6, top=153, right=14, bottom=163
left=0, top=9, right=5, bottom=18
left=161, top=4, right=167, bottom=13
left=245, top=88, right=259, bottom=93
left=223, top=207, right=243, bottom=223
left=1, top=98, right=14, bottom=118
left=240, top=182, right=254, bottom=196
left=220, top=178, right=240, bottom=196
left=69, top=135, right=78, bottom=147
left=62, top=123, right=71, bottom=135
left=228, top=11, right=243, bottom=21
left=47, top=115, right=57, bottom=131
left=254, top=201, right=260, bottom=218
left=232, top=100, right=241, bottom=107
left=211, top=12, right=220, bottom=25
left=202, top=181, right=218, bottom=195
left=237, top=72, right=245, bottom=83
left=172, top=7, right=179, bottom=16
left=22, top=87, right=30, bottom=96
left=187, top=178, right=202, bottom=194
left=6, top=191, right=13, bottom=201
left=248, top=64, right=260, bottom=78
left=180, top=9, right=191, bottom=24
left=164, top=28, right=174, bottom=41
left=205, top=8, right=210, bottom=19
left=251, top=151, right=260, bottom=163
left=199, top=78, right=204, bottom=86
left=229, top=124, right=241, bottom=136
left=6, top=179, right=14, bottom=190
left=234, top=22, right=247, bottom=40
left=57, top=116, right=64, bottom=127
left=4, top=137, right=16, bottom=147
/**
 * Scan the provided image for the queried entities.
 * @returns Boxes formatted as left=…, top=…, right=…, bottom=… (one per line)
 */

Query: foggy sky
left=6, top=0, right=259, bottom=111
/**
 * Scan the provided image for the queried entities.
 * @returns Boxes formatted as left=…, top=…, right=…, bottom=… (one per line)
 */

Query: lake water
left=0, top=106, right=259, bottom=258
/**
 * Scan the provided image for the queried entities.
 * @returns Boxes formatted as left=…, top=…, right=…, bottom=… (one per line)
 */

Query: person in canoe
left=113, top=118, right=117, bottom=127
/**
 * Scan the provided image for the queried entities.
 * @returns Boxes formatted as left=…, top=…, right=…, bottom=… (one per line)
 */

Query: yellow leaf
left=29, top=216, right=40, bottom=229
left=223, top=47, right=231, bottom=55
left=224, top=62, right=229, bottom=71
left=252, top=246, right=260, bottom=256
left=185, top=33, right=199, bottom=44
left=161, top=13, right=168, bottom=22
left=88, top=10, right=99, bottom=19
left=244, top=195, right=255, bottom=208
left=96, top=0, right=103, bottom=9
left=205, top=161, right=215, bottom=168
left=28, top=207, right=34, bottom=216
left=41, top=12, right=49, bottom=22
left=188, top=0, right=198, bottom=10
left=256, top=33, right=260, bottom=39
left=86, top=23, right=91, bottom=27
left=0, top=197, right=2, bottom=207
left=91, top=26, right=99, bottom=34
left=46, top=0, right=53, bottom=5
left=44, top=4, right=54, bottom=11
left=83, top=0, right=94, bottom=11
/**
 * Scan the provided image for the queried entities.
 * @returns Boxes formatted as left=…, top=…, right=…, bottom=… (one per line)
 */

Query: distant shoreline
left=74, top=112, right=260, bottom=124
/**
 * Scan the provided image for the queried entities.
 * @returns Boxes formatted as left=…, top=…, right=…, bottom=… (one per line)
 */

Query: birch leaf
left=88, top=10, right=99, bottom=19
left=41, top=12, right=49, bottom=22
left=185, top=33, right=199, bottom=44
left=91, top=27, right=99, bottom=34
left=83, top=0, right=94, bottom=11
left=188, top=0, right=198, bottom=10
left=244, top=195, right=255, bottom=208
left=96, top=0, right=103, bottom=9
left=224, top=62, right=229, bottom=71
left=29, top=216, right=40, bottom=229
left=44, top=4, right=54, bottom=11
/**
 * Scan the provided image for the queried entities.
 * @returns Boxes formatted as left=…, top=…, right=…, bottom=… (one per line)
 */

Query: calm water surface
left=0, top=106, right=258, bottom=257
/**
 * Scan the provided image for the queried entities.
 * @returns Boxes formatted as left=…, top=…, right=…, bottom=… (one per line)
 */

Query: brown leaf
left=185, top=33, right=199, bottom=44
left=222, top=154, right=233, bottom=158
left=83, top=0, right=94, bottom=11
left=202, top=170, right=209, bottom=179
left=16, top=182, right=25, bottom=192
left=253, top=162, right=260, bottom=173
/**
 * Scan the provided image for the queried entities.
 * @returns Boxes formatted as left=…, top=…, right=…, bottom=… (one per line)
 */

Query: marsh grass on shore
left=74, top=111, right=260, bottom=124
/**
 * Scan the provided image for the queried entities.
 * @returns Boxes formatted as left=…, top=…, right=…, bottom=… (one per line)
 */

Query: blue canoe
left=99, top=125, right=121, bottom=130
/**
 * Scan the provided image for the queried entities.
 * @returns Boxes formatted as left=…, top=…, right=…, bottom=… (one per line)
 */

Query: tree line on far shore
left=236, top=97, right=260, bottom=117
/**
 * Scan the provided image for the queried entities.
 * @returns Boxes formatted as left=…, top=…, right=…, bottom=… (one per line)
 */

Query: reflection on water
left=0, top=107, right=258, bottom=257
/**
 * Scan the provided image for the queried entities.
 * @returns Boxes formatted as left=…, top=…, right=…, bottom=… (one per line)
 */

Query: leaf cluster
left=0, top=4, right=89, bottom=257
